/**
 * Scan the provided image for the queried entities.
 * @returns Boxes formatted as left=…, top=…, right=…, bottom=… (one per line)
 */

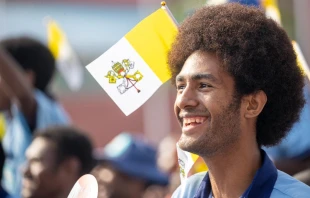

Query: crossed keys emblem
left=105, top=59, right=143, bottom=94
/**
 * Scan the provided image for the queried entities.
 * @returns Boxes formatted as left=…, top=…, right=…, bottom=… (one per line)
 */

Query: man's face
left=174, top=51, right=241, bottom=157
left=22, top=137, right=64, bottom=198
left=92, top=164, right=145, bottom=198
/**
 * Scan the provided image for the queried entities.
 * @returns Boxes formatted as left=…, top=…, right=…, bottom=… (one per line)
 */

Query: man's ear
left=242, top=90, right=267, bottom=118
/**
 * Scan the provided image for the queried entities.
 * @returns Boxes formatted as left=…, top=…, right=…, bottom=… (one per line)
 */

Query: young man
left=169, top=3, right=310, bottom=198
left=0, top=37, right=70, bottom=196
left=21, top=126, right=94, bottom=198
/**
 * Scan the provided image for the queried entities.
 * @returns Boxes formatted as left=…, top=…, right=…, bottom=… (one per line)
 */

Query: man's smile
left=179, top=115, right=208, bottom=134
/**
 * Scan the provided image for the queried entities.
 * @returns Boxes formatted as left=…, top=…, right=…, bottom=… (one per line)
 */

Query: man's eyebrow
left=191, top=73, right=219, bottom=83
left=176, top=75, right=184, bottom=82
left=176, top=73, right=219, bottom=83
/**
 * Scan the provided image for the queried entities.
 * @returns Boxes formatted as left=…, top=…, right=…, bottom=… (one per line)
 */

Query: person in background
left=0, top=142, right=15, bottom=198
left=265, top=81, right=310, bottom=185
left=168, top=3, right=310, bottom=197
left=92, top=132, right=169, bottom=198
left=0, top=37, right=70, bottom=196
left=156, top=134, right=181, bottom=198
left=21, top=126, right=94, bottom=198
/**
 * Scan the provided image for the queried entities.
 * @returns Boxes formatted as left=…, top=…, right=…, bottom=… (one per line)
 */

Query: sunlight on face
left=22, top=137, right=62, bottom=198
left=174, top=51, right=241, bottom=157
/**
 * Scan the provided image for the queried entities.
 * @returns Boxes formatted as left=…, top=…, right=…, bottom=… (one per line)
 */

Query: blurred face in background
left=22, top=137, right=67, bottom=198
left=157, top=135, right=178, bottom=174
left=91, top=163, right=146, bottom=198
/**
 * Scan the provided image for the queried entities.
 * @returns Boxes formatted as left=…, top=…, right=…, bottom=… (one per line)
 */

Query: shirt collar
left=194, top=149, right=278, bottom=198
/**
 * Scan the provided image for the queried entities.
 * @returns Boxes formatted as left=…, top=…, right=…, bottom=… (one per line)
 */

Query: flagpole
left=142, top=1, right=177, bottom=146
left=161, top=1, right=179, bottom=26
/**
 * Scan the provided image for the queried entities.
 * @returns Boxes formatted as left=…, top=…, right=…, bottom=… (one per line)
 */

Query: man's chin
left=21, top=187, right=37, bottom=198
left=178, top=134, right=209, bottom=156
left=178, top=135, right=198, bottom=153
left=21, top=190, right=34, bottom=198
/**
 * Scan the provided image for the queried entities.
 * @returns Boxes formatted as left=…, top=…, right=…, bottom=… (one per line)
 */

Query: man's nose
left=175, top=86, right=199, bottom=109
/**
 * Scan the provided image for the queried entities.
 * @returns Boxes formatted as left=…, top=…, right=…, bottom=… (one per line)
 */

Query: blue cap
left=94, top=133, right=169, bottom=186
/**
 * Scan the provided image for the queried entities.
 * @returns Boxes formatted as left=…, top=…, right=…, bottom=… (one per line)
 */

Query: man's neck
left=203, top=141, right=261, bottom=198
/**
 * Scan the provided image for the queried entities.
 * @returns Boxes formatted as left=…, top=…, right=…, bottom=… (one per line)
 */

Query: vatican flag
left=177, top=144, right=199, bottom=183
left=47, top=19, right=84, bottom=91
left=86, top=3, right=177, bottom=116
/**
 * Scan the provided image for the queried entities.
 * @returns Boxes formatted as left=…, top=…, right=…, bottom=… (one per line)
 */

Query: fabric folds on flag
left=86, top=7, right=177, bottom=116
left=47, top=19, right=84, bottom=91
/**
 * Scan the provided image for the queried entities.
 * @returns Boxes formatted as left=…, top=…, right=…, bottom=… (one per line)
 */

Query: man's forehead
left=26, top=137, right=55, bottom=158
left=176, top=51, right=223, bottom=77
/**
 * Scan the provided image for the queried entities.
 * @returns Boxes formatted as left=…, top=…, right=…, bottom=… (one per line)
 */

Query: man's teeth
left=183, top=117, right=206, bottom=125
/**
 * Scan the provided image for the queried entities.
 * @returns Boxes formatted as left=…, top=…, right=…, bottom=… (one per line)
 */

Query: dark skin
left=23, top=137, right=80, bottom=198
left=0, top=47, right=36, bottom=127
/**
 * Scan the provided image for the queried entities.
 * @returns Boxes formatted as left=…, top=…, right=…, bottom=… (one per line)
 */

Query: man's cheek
left=31, top=163, right=45, bottom=177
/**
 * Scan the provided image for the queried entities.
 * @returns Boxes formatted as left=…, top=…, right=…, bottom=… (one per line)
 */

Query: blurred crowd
left=0, top=0, right=310, bottom=198
left=0, top=36, right=182, bottom=198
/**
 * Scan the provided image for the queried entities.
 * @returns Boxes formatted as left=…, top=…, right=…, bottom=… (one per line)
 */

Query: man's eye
left=199, top=83, right=212, bottom=88
left=176, top=85, right=185, bottom=90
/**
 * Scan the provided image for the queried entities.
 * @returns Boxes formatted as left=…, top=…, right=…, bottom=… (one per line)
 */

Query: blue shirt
left=0, top=185, right=15, bottom=198
left=172, top=150, right=310, bottom=198
left=1, top=90, right=70, bottom=196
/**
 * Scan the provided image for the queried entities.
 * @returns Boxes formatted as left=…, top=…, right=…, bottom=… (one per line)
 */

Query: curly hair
left=168, top=3, right=305, bottom=147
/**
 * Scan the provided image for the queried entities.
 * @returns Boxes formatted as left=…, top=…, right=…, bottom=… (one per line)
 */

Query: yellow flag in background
left=260, top=0, right=310, bottom=80
left=47, top=19, right=84, bottom=91
left=0, top=114, right=5, bottom=140
left=292, top=41, right=310, bottom=81
left=262, top=0, right=281, bottom=25
left=86, top=3, right=177, bottom=116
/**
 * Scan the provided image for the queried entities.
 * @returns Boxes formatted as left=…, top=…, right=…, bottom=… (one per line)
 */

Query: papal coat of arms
left=105, top=59, right=143, bottom=94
